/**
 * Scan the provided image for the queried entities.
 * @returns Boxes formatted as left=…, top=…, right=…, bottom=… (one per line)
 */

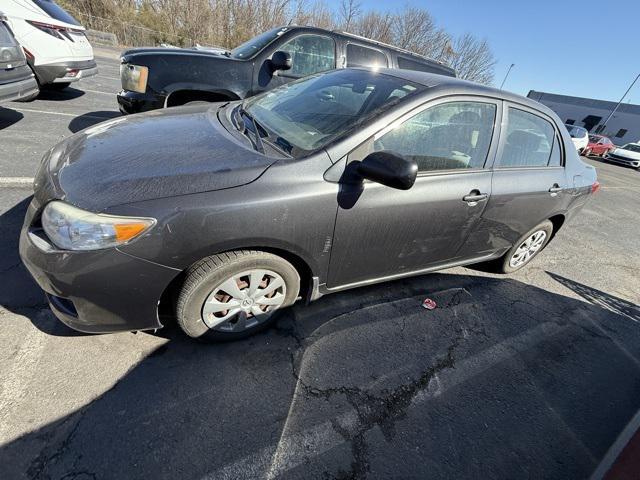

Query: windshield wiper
left=235, top=105, right=265, bottom=154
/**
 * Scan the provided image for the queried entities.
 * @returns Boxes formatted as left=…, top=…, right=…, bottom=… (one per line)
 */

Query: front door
left=253, top=33, right=336, bottom=94
left=328, top=98, right=501, bottom=288
left=471, top=104, right=569, bottom=255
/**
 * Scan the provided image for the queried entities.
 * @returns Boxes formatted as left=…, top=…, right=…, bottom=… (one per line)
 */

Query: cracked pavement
left=1, top=52, right=640, bottom=479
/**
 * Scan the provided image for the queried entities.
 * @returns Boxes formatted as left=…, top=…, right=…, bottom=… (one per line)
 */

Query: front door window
left=278, top=35, right=335, bottom=77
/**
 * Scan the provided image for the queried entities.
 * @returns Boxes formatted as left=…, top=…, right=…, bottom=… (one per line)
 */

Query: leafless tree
left=352, top=11, right=394, bottom=44
left=448, top=33, right=496, bottom=85
left=338, top=0, right=361, bottom=31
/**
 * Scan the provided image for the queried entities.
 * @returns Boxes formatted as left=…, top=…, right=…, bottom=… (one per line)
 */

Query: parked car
left=0, top=11, right=38, bottom=103
left=583, top=134, right=614, bottom=157
left=117, top=25, right=456, bottom=114
left=2, top=0, right=96, bottom=90
left=565, top=124, right=588, bottom=153
left=604, top=143, right=640, bottom=169
left=20, top=68, right=598, bottom=340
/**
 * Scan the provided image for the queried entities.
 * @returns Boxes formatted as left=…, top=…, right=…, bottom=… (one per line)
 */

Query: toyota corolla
left=20, top=68, right=599, bottom=340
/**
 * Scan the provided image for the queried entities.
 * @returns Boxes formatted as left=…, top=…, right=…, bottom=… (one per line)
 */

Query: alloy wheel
left=201, top=269, right=287, bottom=332
left=509, top=230, right=547, bottom=268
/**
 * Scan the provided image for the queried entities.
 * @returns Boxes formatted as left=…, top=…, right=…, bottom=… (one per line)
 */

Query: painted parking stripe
left=9, top=107, right=116, bottom=119
left=0, top=177, right=34, bottom=186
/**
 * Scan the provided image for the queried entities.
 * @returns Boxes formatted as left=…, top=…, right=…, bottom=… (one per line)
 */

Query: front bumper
left=33, top=59, right=98, bottom=85
left=604, top=154, right=640, bottom=168
left=0, top=75, right=39, bottom=103
left=116, top=89, right=166, bottom=114
left=19, top=199, right=180, bottom=333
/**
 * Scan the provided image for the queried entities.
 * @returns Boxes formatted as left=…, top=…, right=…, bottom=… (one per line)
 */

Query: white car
left=565, top=124, right=589, bottom=153
left=604, top=143, right=640, bottom=170
left=1, top=0, right=96, bottom=89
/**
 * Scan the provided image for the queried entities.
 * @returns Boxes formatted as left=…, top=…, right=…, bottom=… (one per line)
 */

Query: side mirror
left=357, top=151, right=418, bottom=190
left=270, top=51, right=292, bottom=71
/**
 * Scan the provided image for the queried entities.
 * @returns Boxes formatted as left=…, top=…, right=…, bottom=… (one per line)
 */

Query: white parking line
left=81, top=88, right=114, bottom=96
left=9, top=107, right=116, bottom=120
left=0, top=176, right=34, bottom=186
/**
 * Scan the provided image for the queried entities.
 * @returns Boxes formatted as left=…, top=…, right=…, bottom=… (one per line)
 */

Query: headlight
left=120, top=63, right=148, bottom=93
left=41, top=201, right=155, bottom=251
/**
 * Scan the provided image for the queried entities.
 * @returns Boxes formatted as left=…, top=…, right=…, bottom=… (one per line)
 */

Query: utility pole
left=600, top=73, right=640, bottom=133
left=499, top=63, right=515, bottom=90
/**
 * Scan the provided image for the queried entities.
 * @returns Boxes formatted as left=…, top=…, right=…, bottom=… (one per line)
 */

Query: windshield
left=565, top=125, right=586, bottom=138
left=244, top=69, right=423, bottom=155
left=32, top=0, right=81, bottom=26
left=621, top=144, right=640, bottom=153
left=231, top=27, right=289, bottom=59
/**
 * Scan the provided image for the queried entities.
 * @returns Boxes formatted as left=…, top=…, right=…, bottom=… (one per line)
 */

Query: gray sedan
left=20, top=68, right=599, bottom=340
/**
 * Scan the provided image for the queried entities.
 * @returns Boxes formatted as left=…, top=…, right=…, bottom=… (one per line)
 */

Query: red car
left=583, top=134, right=615, bottom=157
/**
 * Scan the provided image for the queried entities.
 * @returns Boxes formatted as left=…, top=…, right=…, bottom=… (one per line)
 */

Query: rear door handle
left=549, top=184, right=563, bottom=194
left=463, top=191, right=489, bottom=204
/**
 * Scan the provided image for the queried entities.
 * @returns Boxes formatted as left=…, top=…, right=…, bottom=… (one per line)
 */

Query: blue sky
left=328, top=0, right=639, bottom=103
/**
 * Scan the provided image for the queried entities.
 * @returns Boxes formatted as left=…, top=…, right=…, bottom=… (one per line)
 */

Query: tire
left=176, top=250, right=300, bottom=341
left=496, top=220, right=554, bottom=274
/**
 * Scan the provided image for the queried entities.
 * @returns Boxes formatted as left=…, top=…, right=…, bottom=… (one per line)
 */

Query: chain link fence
left=74, top=12, right=196, bottom=48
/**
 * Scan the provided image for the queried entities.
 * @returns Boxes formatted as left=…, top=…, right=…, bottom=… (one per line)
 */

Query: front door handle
left=549, top=184, right=563, bottom=194
left=463, top=190, right=489, bottom=205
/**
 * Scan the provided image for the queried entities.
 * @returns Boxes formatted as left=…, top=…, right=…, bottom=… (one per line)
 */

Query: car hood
left=35, top=105, right=276, bottom=212
left=612, top=148, right=640, bottom=160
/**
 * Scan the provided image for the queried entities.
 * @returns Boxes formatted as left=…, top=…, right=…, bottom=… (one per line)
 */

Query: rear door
left=469, top=103, right=569, bottom=255
left=328, top=96, right=502, bottom=288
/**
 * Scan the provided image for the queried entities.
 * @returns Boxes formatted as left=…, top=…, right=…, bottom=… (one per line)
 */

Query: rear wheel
left=176, top=251, right=300, bottom=340
left=496, top=220, right=554, bottom=273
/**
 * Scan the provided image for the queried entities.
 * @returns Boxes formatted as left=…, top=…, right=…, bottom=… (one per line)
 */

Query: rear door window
left=346, top=44, right=388, bottom=68
left=498, top=107, right=560, bottom=167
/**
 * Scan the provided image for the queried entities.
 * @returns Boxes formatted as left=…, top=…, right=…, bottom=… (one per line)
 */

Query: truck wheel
left=176, top=250, right=300, bottom=341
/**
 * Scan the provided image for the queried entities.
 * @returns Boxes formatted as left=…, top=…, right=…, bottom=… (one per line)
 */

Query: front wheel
left=176, top=250, right=300, bottom=341
left=497, top=220, right=554, bottom=273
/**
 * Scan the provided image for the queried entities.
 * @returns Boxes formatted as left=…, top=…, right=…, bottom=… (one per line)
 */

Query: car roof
left=285, top=25, right=455, bottom=75
left=369, top=67, right=559, bottom=118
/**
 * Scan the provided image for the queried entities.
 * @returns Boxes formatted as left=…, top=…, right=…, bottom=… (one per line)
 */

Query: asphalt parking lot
left=1, top=51, right=640, bottom=479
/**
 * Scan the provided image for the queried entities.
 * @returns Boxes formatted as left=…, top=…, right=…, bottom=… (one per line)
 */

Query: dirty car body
left=20, top=69, right=598, bottom=336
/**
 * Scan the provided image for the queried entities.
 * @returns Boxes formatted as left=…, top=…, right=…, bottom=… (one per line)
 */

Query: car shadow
left=0, top=107, right=24, bottom=129
left=36, top=86, right=86, bottom=101
left=68, top=111, right=121, bottom=133
left=2, top=193, right=640, bottom=478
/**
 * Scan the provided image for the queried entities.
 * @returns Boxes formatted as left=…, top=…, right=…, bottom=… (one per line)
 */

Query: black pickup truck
left=117, top=25, right=456, bottom=114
